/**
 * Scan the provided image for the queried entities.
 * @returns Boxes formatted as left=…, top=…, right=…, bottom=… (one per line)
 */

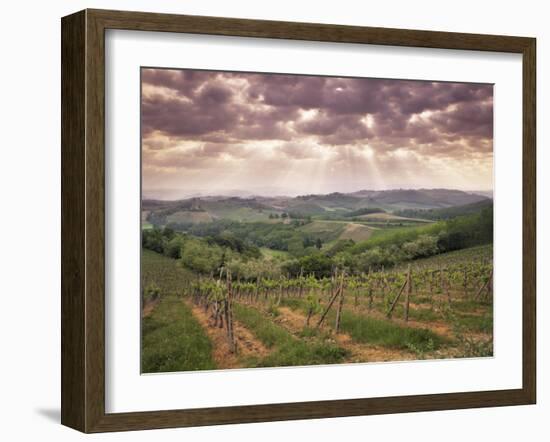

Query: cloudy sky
left=141, top=68, right=493, bottom=200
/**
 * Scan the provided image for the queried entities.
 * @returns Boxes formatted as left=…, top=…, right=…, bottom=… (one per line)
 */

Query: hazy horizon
left=142, top=68, right=493, bottom=200
left=142, top=186, right=493, bottom=201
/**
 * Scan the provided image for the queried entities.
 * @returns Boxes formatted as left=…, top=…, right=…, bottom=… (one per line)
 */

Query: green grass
left=206, top=206, right=275, bottom=222
left=233, top=304, right=348, bottom=367
left=338, top=310, right=447, bottom=351
left=141, top=250, right=210, bottom=373
left=142, top=296, right=216, bottom=373
left=280, top=298, right=303, bottom=310
left=142, top=249, right=195, bottom=296
left=338, top=223, right=374, bottom=242
left=260, top=247, right=290, bottom=260
left=233, top=304, right=291, bottom=348
left=281, top=298, right=446, bottom=352
left=395, top=244, right=493, bottom=271
left=451, top=312, right=493, bottom=334
left=414, top=296, right=434, bottom=304
left=387, top=302, right=440, bottom=323
left=258, top=341, right=348, bottom=368
left=407, top=307, right=440, bottom=322
left=366, top=223, right=440, bottom=244
left=297, top=220, right=346, bottom=242
left=452, top=299, right=491, bottom=313
left=165, top=210, right=213, bottom=224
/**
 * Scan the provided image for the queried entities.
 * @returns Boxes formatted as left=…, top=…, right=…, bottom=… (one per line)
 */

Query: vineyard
left=142, top=244, right=493, bottom=372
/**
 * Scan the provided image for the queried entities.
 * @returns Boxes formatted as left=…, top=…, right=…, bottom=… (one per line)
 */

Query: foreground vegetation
left=233, top=304, right=349, bottom=367
left=142, top=206, right=492, bottom=278
left=141, top=244, right=493, bottom=372
left=142, top=296, right=216, bottom=373
left=141, top=196, right=493, bottom=373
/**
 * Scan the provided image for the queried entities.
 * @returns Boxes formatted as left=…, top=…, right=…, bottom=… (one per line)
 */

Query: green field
left=297, top=220, right=374, bottom=243
left=260, top=247, right=290, bottom=260
left=166, top=210, right=214, bottom=224
left=142, top=222, right=154, bottom=230
left=142, top=248, right=195, bottom=296
left=395, top=244, right=493, bottom=271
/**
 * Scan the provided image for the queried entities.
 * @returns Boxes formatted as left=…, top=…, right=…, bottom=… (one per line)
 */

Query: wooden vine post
left=386, top=277, right=407, bottom=319
left=438, top=262, right=452, bottom=308
left=254, top=275, right=260, bottom=303
left=277, top=277, right=283, bottom=306
left=475, top=268, right=493, bottom=301
left=212, top=268, right=223, bottom=328
left=298, top=267, right=304, bottom=298
left=225, top=269, right=236, bottom=354
left=316, top=269, right=341, bottom=328
left=403, top=264, right=412, bottom=322
left=368, top=284, right=374, bottom=311
left=334, top=270, right=346, bottom=334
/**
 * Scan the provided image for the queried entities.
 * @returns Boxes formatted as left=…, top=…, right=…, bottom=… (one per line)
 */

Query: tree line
left=143, top=207, right=492, bottom=280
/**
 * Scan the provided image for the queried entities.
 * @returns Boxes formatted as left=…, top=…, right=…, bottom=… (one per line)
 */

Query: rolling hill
left=394, top=199, right=493, bottom=221
left=143, top=188, right=491, bottom=226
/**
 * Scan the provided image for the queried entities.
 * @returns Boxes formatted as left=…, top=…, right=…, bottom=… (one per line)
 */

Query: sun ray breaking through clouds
left=141, top=68, right=493, bottom=199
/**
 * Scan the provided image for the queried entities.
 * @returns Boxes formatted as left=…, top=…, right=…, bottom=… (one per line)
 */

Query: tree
left=315, top=238, right=323, bottom=250
left=142, top=228, right=165, bottom=253
left=287, top=236, right=305, bottom=257
left=180, top=238, right=224, bottom=274
left=283, top=253, right=333, bottom=278
left=164, top=236, right=185, bottom=259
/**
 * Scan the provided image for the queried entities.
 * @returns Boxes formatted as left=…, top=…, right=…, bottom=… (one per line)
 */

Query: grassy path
left=273, top=306, right=417, bottom=363
left=232, top=303, right=349, bottom=368
left=187, top=301, right=270, bottom=369
left=141, top=296, right=216, bottom=373
left=280, top=298, right=449, bottom=358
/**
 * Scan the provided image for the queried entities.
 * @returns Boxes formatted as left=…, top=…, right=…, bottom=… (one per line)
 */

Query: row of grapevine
left=186, top=260, right=493, bottom=335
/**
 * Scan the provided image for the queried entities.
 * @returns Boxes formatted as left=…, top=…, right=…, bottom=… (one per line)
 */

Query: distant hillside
left=469, top=190, right=493, bottom=199
left=355, top=188, right=488, bottom=208
left=394, top=199, right=493, bottom=221
left=143, top=188, right=491, bottom=226
left=343, top=207, right=386, bottom=217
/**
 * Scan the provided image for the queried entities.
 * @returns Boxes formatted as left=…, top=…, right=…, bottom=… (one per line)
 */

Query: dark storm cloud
left=296, top=112, right=372, bottom=145
left=141, top=68, right=493, bottom=158
left=141, top=83, right=238, bottom=137
left=142, top=68, right=218, bottom=97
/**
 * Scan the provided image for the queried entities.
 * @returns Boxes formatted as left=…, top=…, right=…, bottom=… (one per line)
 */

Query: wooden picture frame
left=61, top=8, right=536, bottom=433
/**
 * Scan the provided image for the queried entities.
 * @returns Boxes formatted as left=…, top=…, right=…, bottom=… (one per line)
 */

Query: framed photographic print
left=61, top=9, right=536, bottom=433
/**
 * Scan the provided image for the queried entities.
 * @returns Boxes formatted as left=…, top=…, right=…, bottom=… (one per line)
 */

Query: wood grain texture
left=61, top=10, right=86, bottom=432
left=522, top=38, right=536, bottom=403
left=89, top=8, right=532, bottom=52
left=61, top=8, right=537, bottom=433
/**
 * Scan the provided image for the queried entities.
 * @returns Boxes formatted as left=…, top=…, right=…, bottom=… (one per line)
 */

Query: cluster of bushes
left=335, top=235, right=439, bottom=272
left=395, top=200, right=493, bottom=221
left=330, top=208, right=493, bottom=272
left=282, top=208, right=493, bottom=275
left=266, top=212, right=311, bottom=220
left=343, top=207, right=385, bottom=217
left=166, top=219, right=319, bottom=256
left=142, top=228, right=262, bottom=274
left=143, top=207, right=492, bottom=279
left=268, top=212, right=287, bottom=219
left=145, top=200, right=206, bottom=225
left=282, top=252, right=333, bottom=278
